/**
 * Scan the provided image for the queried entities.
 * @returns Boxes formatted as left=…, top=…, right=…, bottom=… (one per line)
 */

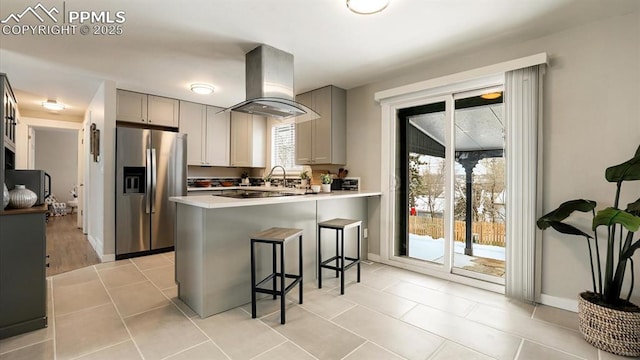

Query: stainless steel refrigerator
left=115, top=127, right=187, bottom=259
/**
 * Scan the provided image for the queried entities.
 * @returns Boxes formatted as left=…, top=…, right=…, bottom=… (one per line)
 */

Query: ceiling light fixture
left=190, top=83, right=215, bottom=95
left=346, top=0, right=390, bottom=14
left=480, top=92, right=502, bottom=100
left=41, top=99, right=65, bottom=111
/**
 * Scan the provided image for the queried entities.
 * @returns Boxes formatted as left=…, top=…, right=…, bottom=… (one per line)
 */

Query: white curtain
left=504, top=65, right=544, bottom=302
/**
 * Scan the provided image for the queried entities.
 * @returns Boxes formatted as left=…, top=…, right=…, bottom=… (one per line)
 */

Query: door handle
left=151, top=148, right=157, bottom=213
left=145, top=149, right=151, bottom=214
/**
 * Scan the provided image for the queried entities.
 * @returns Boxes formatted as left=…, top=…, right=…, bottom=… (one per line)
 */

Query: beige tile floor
left=0, top=252, right=630, bottom=360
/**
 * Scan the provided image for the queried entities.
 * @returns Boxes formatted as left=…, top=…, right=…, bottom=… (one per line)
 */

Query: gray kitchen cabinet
left=179, top=101, right=229, bottom=166
left=206, top=106, right=230, bottom=166
left=1, top=74, right=17, bottom=208
left=117, top=90, right=179, bottom=128
left=179, top=101, right=206, bottom=165
left=116, top=89, right=147, bottom=123
left=295, top=92, right=313, bottom=164
left=230, top=111, right=266, bottom=167
left=0, top=207, right=48, bottom=339
left=295, top=85, right=346, bottom=165
left=3, top=76, right=17, bottom=153
left=147, top=95, right=179, bottom=127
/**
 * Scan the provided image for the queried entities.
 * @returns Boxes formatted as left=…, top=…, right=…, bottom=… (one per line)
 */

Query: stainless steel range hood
left=227, top=45, right=319, bottom=122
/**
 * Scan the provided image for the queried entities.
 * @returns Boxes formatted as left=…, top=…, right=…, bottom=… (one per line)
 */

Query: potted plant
left=300, top=171, right=310, bottom=187
left=537, top=145, right=640, bottom=357
left=263, top=174, right=272, bottom=187
left=320, top=173, right=333, bottom=193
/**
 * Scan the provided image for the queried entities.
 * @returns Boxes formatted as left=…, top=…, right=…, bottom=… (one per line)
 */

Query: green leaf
left=537, top=199, right=597, bottom=230
left=627, top=198, right=640, bottom=216
left=548, top=221, right=593, bottom=238
left=592, top=207, right=640, bottom=232
left=605, top=146, right=640, bottom=182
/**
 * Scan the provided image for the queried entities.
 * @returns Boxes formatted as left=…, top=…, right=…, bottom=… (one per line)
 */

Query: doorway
left=396, top=87, right=505, bottom=284
left=29, top=125, right=100, bottom=275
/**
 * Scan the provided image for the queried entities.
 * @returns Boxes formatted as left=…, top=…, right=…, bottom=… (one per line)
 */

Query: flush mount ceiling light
left=346, top=0, right=390, bottom=14
left=41, top=99, right=65, bottom=111
left=480, top=92, right=502, bottom=100
left=190, top=83, right=215, bottom=95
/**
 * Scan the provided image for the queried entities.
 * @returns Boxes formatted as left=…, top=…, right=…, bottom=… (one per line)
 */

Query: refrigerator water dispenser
left=123, top=167, right=145, bottom=194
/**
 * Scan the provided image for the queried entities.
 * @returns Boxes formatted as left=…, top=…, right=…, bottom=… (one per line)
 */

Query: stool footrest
left=255, top=273, right=302, bottom=295
left=320, top=256, right=360, bottom=272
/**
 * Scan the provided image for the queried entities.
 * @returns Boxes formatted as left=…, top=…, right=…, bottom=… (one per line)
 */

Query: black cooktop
left=212, top=189, right=301, bottom=199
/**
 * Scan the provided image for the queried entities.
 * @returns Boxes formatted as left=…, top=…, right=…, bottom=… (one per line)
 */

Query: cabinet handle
left=46, top=263, right=50, bottom=267
left=46, top=255, right=50, bottom=258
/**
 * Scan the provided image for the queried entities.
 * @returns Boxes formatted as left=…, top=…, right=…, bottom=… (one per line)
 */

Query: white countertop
left=170, top=189, right=381, bottom=209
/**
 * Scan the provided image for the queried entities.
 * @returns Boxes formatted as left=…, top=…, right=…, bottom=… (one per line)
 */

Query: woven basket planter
left=578, top=292, right=640, bottom=357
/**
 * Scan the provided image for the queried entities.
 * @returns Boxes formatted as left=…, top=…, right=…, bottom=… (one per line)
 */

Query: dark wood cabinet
left=0, top=207, right=48, bottom=339
left=1, top=73, right=18, bottom=209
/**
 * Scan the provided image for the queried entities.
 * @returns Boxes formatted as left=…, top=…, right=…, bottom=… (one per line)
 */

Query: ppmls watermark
left=1, top=2, right=126, bottom=36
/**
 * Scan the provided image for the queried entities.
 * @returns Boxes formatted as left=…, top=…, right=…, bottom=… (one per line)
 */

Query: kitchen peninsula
left=169, top=189, right=380, bottom=318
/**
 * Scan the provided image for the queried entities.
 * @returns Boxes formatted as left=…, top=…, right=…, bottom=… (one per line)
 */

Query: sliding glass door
left=451, top=89, right=505, bottom=283
left=396, top=100, right=448, bottom=264
left=395, top=87, right=505, bottom=284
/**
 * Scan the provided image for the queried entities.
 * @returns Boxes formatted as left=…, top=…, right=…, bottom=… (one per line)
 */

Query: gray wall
left=34, top=128, right=78, bottom=203
left=346, top=11, right=640, bottom=304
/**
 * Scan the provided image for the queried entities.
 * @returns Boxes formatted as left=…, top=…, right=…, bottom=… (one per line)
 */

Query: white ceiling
left=1, top=0, right=638, bottom=122
left=410, top=104, right=504, bottom=151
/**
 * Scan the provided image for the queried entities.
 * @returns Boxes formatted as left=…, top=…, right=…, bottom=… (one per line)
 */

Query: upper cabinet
left=179, top=101, right=206, bottom=165
left=295, top=85, right=346, bottom=165
left=2, top=76, right=17, bottom=152
left=116, top=90, right=147, bottom=123
left=147, top=95, right=179, bottom=127
left=116, top=90, right=179, bottom=128
left=206, top=106, right=230, bottom=167
left=179, top=101, right=230, bottom=166
left=230, top=112, right=266, bottom=168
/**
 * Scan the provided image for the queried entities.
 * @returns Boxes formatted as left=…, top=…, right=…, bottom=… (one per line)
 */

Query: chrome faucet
left=267, top=165, right=287, bottom=188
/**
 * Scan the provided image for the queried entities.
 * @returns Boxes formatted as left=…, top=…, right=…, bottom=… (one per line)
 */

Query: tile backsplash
left=188, top=177, right=360, bottom=190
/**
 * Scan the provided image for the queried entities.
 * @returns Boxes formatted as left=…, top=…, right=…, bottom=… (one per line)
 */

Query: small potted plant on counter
left=536, top=144, right=640, bottom=357
left=263, top=174, right=272, bottom=187
left=300, top=171, right=309, bottom=187
left=320, top=173, right=333, bottom=193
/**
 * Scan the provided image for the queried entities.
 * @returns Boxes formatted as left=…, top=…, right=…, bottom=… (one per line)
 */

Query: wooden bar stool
left=317, top=218, right=362, bottom=295
left=250, top=227, right=303, bottom=324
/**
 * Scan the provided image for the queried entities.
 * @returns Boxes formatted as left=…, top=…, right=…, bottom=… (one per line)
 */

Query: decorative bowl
left=194, top=180, right=212, bottom=187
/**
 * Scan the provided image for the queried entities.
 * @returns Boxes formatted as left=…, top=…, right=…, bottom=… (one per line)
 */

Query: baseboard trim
left=87, top=234, right=115, bottom=263
left=367, top=253, right=382, bottom=262
left=101, top=254, right=115, bottom=262
left=539, top=294, right=578, bottom=313
left=87, top=234, right=99, bottom=253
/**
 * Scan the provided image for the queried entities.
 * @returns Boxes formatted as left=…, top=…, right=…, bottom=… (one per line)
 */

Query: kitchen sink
left=211, top=189, right=303, bottom=199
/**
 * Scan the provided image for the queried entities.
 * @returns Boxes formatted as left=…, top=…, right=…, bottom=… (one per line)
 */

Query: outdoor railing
left=408, top=216, right=506, bottom=247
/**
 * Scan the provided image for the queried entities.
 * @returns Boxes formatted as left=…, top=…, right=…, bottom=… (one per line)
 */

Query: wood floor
left=46, top=214, right=101, bottom=277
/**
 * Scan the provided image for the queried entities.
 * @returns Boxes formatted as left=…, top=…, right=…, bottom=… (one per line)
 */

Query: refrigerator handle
left=145, top=148, right=151, bottom=214
left=151, top=148, right=157, bottom=214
